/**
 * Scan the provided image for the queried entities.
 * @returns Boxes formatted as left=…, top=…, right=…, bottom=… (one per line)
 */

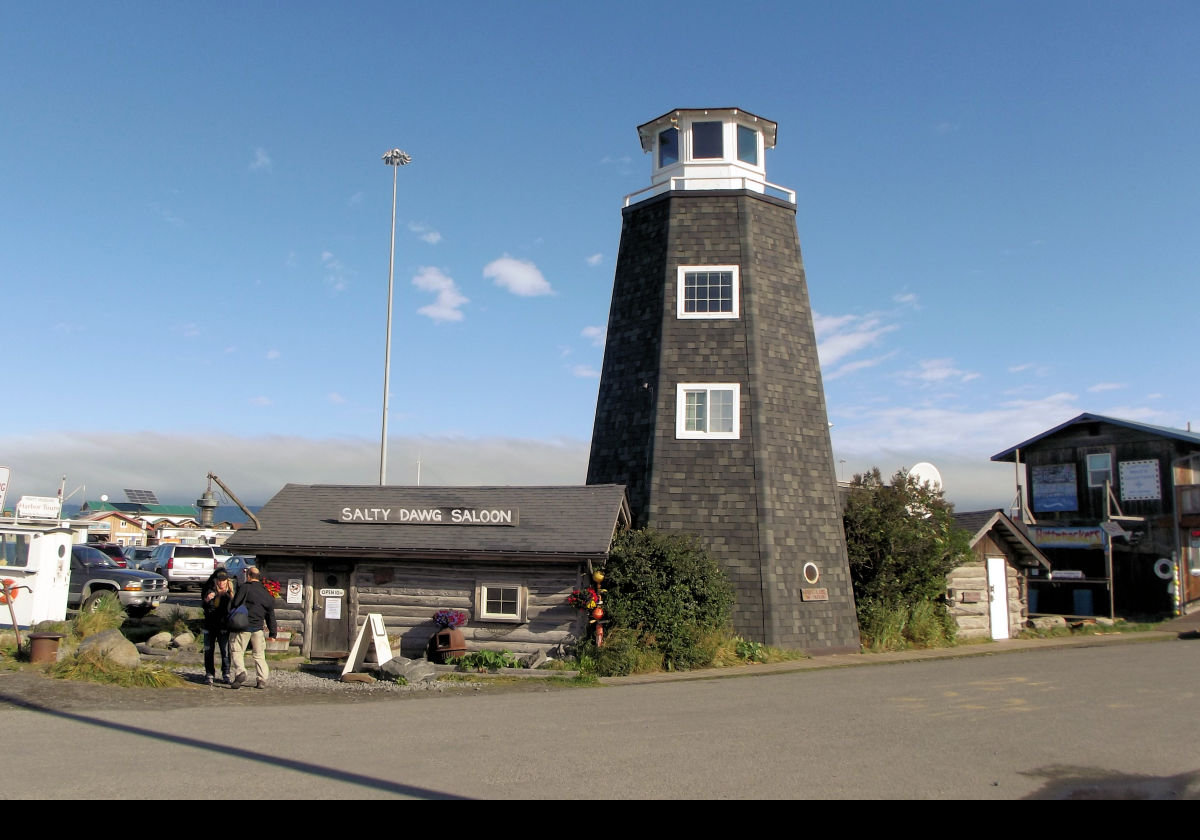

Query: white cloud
left=1088, top=382, right=1125, bottom=393
left=347, top=191, right=363, bottom=206
left=328, top=392, right=346, bottom=404
left=249, top=396, right=272, bottom=406
left=585, top=253, right=603, bottom=267
left=902, top=358, right=980, bottom=385
left=893, top=292, right=919, bottom=306
left=581, top=326, right=606, bottom=347
left=933, top=121, right=960, bottom=135
left=825, top=352, right=896, bottom=382
left=814, top=312, right=897, bottom=368
left=249, top=147, right=272, bottom=172
left=408, top=222, right=442, bottom=244
left=484, top=255, right=553, bottom=297
left=266, top=349, right=281, bottom=360
left=571, top=365, right=601, bottom=379
left=322, top=251, right=350, bottom=293
left=413, top=266, right=468, bottom=322
left=178, top=323, right=201, bottom=338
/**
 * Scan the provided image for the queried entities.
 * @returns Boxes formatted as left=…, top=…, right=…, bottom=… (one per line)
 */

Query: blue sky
left=2, top=1, right=1197, bottom=511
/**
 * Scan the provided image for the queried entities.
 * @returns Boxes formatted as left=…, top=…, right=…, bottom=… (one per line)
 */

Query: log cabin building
left=225, top=484, right=630, bottom=659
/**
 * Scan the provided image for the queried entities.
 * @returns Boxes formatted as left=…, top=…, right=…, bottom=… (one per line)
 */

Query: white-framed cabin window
left=676, top=384, right=741, bottom=439
left=475, top=582, right=528, bottom=623
left=1086, top=453, right=1113, bottom=488
left=677, top=265, right=739, bottom=319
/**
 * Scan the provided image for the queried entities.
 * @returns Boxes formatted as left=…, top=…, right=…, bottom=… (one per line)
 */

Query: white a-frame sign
left=342, top=613, right=394, bottom=677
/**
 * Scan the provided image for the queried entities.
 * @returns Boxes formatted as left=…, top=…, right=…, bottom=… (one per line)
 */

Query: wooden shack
left=225, top=484, right=630, bottom=660
left=948, top=510, right=1050, bottom=640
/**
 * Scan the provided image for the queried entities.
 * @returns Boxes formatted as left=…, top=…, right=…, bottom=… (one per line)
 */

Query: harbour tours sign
left=338, top=506, right=519, bottom=526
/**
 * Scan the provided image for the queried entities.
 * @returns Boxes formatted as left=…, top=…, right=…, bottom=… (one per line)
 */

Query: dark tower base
left=587, top=189, right=860, bottom=653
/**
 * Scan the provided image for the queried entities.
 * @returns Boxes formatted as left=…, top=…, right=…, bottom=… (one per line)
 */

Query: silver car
left=150, top=544, right=233, bottom=590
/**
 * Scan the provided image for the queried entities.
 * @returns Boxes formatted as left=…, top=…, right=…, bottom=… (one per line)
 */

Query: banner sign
left=1029, top=525, right=1105, bottom=549
left=337, top=506, right=519, bottom=526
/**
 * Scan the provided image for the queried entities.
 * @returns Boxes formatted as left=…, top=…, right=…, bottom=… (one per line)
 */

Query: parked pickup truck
left=69, top=544, right=169, bottom=618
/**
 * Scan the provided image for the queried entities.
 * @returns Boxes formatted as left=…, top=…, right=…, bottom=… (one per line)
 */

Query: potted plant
left=427, top=609, right=467, bottom=663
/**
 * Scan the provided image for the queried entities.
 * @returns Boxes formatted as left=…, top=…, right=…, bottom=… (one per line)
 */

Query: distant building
left=992, top=412, right=1200, bottom=616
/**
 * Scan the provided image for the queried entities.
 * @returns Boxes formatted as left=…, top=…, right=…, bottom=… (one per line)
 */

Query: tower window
left=737, top=125, right=759, bottom=165
left=676, top=384, right=741, bottom=439
left=692, top=121, right=724, bottom=159
left=659, top=128, right=679, bottom=167
left=677, top=265, right=739, bottom=319
left=1086, top=453, right=1112, bottom=487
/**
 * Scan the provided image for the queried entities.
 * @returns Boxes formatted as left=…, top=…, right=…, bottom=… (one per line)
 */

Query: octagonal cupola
left=628, top=107, right=788, bottom=205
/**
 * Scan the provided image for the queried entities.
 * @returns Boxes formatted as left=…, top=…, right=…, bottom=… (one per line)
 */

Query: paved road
left=4, top=637, right=1198, bottom=798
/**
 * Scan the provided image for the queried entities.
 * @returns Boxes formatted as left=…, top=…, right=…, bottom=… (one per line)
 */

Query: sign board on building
left=1119, top=459, right=1161, bottom=501
left=801, top=588, right=829, bottom=602
left=337, top=506, right=519, bottom=526
left=1032, top=463, right=1078, bottom=512
left=16, top=495, right=62, bottom=520
left=0, top=466, right=10, bottom=514
left=286, top=579, right=303, bottom=604
left=1029, top=525, right=1106, bottom=549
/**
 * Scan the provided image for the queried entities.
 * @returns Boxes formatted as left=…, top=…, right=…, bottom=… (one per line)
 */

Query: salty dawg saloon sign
left=338, top=506, right=519, bottom=526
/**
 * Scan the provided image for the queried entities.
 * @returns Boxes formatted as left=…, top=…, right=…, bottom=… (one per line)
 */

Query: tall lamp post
left=380, top=147, right=412, bottom=485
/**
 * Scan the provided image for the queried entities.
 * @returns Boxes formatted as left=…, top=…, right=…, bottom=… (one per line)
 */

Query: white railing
left=624, top=176, right=796, bottom=207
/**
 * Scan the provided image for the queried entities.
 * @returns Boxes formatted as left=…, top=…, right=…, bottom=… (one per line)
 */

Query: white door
left=986, top=555, right=1010, bottom=640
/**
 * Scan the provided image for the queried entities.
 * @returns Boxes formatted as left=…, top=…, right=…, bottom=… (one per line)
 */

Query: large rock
left=172, top=631, right=196, bottom=648
left=78, top=629, right=142, bottom=669
left=379, top=656, right=438, bottom=684
left=146, top=631, right=173, bottom=649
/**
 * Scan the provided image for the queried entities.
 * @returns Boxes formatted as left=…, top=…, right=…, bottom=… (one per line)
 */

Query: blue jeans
left=203, top=629, right=232, bottom=680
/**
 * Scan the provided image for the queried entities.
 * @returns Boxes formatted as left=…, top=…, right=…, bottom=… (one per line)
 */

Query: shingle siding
left=588, top=190, right=860, bottom=652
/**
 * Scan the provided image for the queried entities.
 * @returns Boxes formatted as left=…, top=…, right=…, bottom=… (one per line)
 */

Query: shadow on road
left=0, top=693, right=468, bottom=799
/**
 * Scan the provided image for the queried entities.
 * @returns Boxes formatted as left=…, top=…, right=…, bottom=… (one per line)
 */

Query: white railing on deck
left=624, top=176, right=796, bottom=207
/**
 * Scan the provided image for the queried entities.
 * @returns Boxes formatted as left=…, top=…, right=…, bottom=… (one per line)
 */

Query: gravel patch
left=172, top=664, right=451, bottom=696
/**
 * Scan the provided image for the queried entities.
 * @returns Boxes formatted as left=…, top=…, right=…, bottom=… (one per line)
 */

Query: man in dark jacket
left=200, top=568, right=235, bottom=686
left=229, top=566, right=277, bottom=689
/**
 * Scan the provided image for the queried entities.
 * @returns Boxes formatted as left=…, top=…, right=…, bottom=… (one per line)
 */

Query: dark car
left=122, top=545, right=155, bottom=571
left=69, top=544, right=169, bottom=618
left=89, top=542, right=129, bottom=568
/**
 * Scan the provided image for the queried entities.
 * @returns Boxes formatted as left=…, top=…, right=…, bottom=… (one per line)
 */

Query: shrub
left=49, top=648, right=185, bottom=687
left=73, top=595, right=128, bottom=640
left=600, top=528, right=735, bottom=672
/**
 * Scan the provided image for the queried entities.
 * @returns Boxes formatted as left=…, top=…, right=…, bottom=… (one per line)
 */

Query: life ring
left=1154, top=558, right=1174, bottom=581
left=0, top=578, right=18, bottom=604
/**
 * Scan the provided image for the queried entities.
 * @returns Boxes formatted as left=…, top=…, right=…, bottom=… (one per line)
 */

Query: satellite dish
left=906, top=462, right=943, bottom=492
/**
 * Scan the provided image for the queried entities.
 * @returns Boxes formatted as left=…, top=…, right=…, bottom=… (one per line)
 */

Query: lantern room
left=632, top=107, right=783, bottom=202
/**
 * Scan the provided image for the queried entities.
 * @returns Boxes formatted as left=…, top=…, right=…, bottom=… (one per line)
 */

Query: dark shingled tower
left=586, top=108, right=860, bottom=652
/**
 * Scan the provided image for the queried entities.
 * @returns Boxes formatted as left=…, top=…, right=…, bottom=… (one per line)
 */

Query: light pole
left=380, top=147, right=411, bottom=485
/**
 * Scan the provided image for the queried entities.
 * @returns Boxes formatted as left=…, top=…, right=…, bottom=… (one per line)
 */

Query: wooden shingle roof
left=225, top=484, right=630, bottom=561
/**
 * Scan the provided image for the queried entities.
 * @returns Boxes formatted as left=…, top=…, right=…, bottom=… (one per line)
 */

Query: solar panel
left=124, top=488, right=161, bottom=505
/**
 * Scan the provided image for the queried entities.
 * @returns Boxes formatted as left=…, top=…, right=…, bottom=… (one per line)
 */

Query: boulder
left=78, top=629, right=141, bottom=669
left=341, top=672, right=376, bottom=683
left=172, top=631, right=196, bottom=648
left=379, top=656, right=438, bottom=684
left=1028, top=615, right=1067, bottom=631
left=146, top=631, right=174, bottom=649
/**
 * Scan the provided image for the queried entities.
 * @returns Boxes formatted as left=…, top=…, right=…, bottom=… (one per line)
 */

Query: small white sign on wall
left=324, top=596, right=342, bottom=620
left=1119, top=459, right=1161, bottom=501
left=286, top=579, right=303, bottom=604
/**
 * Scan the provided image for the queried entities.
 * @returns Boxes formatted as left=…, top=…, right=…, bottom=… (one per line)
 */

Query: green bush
left=600, top=528, right=734, bottom=672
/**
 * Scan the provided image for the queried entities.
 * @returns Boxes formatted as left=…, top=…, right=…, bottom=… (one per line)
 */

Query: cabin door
left=311, top=562, right=352, bottom=657
left=986, top=555, right=1010, bottom=640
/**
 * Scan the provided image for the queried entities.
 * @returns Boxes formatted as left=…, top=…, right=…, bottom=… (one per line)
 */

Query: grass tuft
left=49, top=648, right=186, bottom=688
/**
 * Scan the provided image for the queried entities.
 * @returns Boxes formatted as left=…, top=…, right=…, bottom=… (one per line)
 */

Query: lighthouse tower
left=587, top=108, right=860, bottom=652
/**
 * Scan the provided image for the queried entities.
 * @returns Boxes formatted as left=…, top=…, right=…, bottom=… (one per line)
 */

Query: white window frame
left=675, top=383, right=741, bottom=439
left=475, top=582, right=528, bottom=623
left=1086, top=453, right=1113, bottom=488
left=677, top=265, right=739, bottom=319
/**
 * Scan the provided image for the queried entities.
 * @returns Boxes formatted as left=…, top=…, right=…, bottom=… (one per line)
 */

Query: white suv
left=150, top=544, right=233, bottom=590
